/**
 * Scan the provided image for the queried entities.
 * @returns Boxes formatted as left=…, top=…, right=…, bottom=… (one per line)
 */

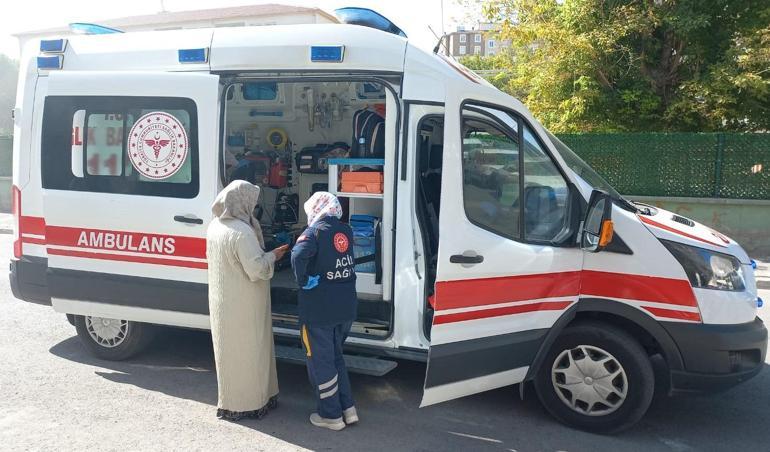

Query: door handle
left=450, top=254, right=484, bottom=264
left=174, top=215, right=203, bottom=225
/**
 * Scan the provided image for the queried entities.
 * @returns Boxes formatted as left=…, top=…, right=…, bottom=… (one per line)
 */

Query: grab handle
left=174, top=215, right=203, bottom=225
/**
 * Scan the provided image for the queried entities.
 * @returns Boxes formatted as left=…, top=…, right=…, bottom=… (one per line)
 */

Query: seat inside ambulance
left=222, top=80, right=391, bottom=337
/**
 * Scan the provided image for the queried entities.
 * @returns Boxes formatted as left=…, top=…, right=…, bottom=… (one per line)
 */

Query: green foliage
left=481, top=0, right=770, bottom=132
left=0, top=55, right=19, bottom=136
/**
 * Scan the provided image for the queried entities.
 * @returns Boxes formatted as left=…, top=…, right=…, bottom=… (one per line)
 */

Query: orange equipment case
left=340, top=171, right=384, bottom=194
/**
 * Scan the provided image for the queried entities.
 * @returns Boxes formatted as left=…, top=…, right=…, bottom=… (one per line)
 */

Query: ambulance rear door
left=39, top=71, right=219, bottom=327
left=421, top=85, right=584, bottom=406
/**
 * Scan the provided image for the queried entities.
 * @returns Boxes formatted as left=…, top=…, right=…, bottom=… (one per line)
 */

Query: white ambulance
left=10, top=9, right=766, bottom=433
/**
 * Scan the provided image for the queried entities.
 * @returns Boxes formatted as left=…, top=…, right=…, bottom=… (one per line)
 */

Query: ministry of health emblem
left=127, top=111, right=189, bottom=180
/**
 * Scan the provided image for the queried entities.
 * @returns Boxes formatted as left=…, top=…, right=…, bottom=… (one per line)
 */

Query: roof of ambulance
left=29, top=24, right=470, bottom=78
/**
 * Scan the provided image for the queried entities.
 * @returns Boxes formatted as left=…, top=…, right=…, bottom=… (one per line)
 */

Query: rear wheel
left=74, top=315, right=154, bottom=360
left=533, top=321, right=654, bottom=434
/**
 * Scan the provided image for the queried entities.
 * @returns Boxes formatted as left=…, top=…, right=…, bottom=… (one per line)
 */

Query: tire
left=74, top=315, right=154, bottom=361
left=533, top=321, right=654, bottom=434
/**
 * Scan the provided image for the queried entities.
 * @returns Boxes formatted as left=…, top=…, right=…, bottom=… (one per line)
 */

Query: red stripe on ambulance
left=433, top=271, right=581, bottom=311
left=641, top=306, right=702, bottom=322
left=45, top=225, right=206, bottom=259
left=47, top=248, right=208, bottom=269
left=433, top=269, right=700, bottom=324
left=20, top=215, right=46, bottom=235
left=433, top=301, right=572, bottom=325
left=639, top=216, right=725, bottom=248
left=580, top=270, right=698, bottom=307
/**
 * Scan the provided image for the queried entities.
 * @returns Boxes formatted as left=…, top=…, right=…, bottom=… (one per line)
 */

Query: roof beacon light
left=40, top=39, right=67, bottom=53
left=69, top=23, right=123, bottom=35
left=334, top=7, right=407, bottom=38
left=310, top=46, right=345, bottom=63
left=178, top=48, right=209, bottom=64
left=37, top=55, right=63, bottom=70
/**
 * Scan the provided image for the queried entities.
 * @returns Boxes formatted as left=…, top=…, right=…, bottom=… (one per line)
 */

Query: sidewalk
left=0, top=212, right=11, bottom=234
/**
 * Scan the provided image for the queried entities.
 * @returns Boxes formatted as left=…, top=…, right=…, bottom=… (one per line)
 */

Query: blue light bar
left=178, top=48, right=208, bottom=64
left=40, top=39, right=67, bottom=53
left=311, top=46, right=345, bottom=63
left=37, top=55, right=63, bottom=70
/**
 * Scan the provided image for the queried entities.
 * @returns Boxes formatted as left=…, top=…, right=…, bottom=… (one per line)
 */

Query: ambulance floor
left=270, top=269, right=391, bottom=336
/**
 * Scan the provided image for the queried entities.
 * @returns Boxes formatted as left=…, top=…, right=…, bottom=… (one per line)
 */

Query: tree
left=478, top=0, right=770, bottom=132
left=0, top=55, right=19, bottom=136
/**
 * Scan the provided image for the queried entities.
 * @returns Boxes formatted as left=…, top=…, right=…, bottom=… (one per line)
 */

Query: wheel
left=533, top=321, right=654, bottom=434
left=74, top=315, right=154, bottom=360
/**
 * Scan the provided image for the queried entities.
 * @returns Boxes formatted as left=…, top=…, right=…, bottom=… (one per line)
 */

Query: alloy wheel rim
left=85, top=316, right=129, bottom=348
left=551, top=344, right=628, bottom=416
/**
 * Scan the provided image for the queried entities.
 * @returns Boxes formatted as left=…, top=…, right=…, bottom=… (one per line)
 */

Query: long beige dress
left=206, top=181, right=278, bottom=414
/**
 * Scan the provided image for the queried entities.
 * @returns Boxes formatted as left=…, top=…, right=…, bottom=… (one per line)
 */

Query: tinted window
left=42, top=96, right=198, bottom=198
left=461, top=105, right=569, bottom=243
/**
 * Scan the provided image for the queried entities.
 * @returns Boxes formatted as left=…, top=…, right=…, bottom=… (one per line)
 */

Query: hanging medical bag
left=351, top=109, right=385, bottom=158
left=295, top=142, right=350, bottom=174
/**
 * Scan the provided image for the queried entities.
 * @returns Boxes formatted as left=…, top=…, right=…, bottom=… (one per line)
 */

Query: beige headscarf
left=212, top=180, right=265, bottom=247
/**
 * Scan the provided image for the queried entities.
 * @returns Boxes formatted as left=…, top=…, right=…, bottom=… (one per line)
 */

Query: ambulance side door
left=40, top=71, right=219, bottom=327
left=422, top=89, right=584, bottom=406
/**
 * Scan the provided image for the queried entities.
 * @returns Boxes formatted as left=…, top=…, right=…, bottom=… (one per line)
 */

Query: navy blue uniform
left=291, top=216, right=357, bottom=420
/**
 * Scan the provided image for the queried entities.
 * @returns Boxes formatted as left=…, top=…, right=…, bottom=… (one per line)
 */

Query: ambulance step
left=275, top=344, right=398, bottom=377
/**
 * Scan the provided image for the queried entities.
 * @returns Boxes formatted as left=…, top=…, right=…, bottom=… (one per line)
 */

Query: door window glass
left=42, top=96, right=199, bottom=198
left=522, top=126, right=569, bottom=241
left=461, top=114, right=520, bottom=240
left=461, top=104, right=569, bottom=243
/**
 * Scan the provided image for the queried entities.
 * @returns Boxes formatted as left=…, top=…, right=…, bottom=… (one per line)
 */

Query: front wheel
left=74, top=315, right=154, bottom=360
left=533, top=321, right=655, bottom=434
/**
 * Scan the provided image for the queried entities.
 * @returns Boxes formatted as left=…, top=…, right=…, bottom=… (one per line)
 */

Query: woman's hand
left=271, top=244, right=290, bottom=261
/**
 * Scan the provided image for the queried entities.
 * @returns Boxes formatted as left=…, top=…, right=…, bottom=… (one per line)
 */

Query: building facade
left=443, top=23, right=510, bottom=58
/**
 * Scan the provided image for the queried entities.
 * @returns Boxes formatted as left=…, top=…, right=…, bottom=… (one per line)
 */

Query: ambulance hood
left=634, top=203, right=751, bottom=264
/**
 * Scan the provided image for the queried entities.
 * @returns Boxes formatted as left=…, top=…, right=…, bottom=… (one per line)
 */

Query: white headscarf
left=212, top=180, right=265, bottom=247
left=304, top=191, right=343, bottom=226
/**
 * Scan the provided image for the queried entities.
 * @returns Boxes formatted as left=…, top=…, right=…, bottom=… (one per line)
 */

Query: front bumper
left=661, top=317, right=767, bottom=393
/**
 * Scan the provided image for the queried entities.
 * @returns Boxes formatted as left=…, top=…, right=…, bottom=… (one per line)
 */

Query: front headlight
left=661, top=240, right=746, bottom=291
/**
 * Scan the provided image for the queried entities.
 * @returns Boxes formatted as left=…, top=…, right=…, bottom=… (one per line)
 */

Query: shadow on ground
left=49, top=328, right=770, bottom=451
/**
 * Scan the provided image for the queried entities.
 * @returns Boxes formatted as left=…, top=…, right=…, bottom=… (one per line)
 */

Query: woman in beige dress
left=206, top=180, right=289, bottom=421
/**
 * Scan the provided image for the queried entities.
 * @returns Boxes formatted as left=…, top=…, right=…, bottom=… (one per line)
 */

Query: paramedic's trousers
left=301, top=321, right=355, bottom=419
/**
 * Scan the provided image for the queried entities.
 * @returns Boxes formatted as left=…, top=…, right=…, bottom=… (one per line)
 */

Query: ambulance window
left=84, top=113, right=125, bottom=176
left=42, top=96, right=199, bottom=198
left=460, top=104, right=569, bottom=243
left=461, top=114, right=521, bottom=240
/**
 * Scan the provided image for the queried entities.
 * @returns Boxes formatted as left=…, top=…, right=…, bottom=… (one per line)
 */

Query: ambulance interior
left=222, top=80, right=392, bottom=337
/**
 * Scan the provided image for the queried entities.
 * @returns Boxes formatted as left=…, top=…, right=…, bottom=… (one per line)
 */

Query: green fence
left=557, top=133, right=770, bottom=200
left=0, top=133, right=768, bottom=199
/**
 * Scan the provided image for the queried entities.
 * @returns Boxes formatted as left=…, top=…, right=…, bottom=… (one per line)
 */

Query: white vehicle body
left=10, top=19, right=767, bottom=431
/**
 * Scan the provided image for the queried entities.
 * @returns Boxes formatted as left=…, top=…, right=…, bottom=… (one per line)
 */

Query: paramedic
left=291, top=192, right=358, bottom=431
left=206, top=180, right=289, bottom=421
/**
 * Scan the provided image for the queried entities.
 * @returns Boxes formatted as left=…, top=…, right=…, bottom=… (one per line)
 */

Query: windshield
left=544, top=130, right=623, bottom=200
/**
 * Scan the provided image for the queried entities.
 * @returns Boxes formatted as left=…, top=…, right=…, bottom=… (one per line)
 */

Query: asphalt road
left=1, top=233, right=769, bottom=451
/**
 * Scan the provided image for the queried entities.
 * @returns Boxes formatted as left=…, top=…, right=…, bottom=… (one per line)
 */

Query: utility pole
left=440, top=0, right=445, bottom=36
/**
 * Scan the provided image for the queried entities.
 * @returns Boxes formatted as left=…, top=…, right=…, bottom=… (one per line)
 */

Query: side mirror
left=581, top=190, right=614, bottom=252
